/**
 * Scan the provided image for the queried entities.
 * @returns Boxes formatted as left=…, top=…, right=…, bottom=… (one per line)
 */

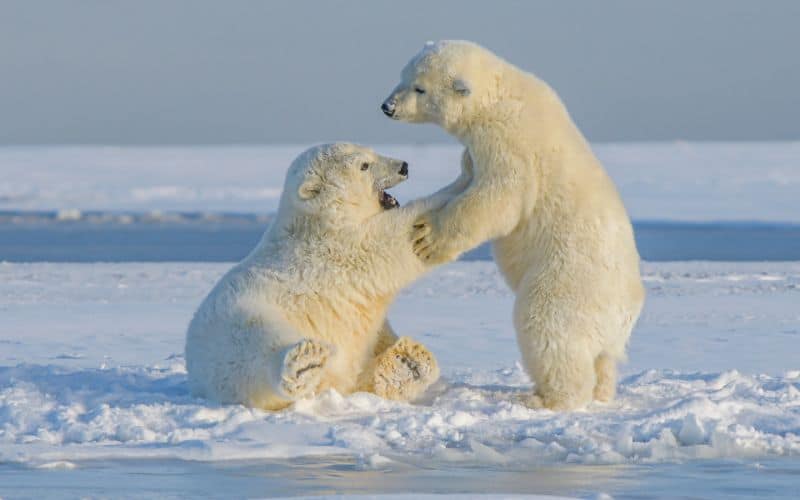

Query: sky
left=1, top=0, right=798, bottom=145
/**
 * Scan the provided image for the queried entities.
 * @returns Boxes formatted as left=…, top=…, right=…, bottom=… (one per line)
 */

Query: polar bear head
left=381, top=40, right=505, bottom=133
left=279, top=143, right=409, bottom=224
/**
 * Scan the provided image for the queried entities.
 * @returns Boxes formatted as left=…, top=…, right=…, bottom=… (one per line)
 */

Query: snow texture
left=1, top=261, right=798, bottom=468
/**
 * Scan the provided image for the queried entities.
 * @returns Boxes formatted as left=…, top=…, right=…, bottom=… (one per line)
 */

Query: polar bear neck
left=435, top=49, right=573, bottom=146
left=453, top=74, right=584, bottom=159
left=270, top=207, right=363, bottom=238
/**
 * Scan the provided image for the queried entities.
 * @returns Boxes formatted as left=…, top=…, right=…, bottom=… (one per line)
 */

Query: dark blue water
left=2, top=215, right=800, bottom=262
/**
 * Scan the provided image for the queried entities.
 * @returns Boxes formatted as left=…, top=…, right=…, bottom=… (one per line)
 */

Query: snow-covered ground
left=2, top=143, right=799, bottom=497
left=2, top=142, right=800, bottom=222
left=1, top=261, right=798, bottom=474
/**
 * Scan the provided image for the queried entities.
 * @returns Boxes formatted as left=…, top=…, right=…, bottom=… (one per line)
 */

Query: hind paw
left=279, top=339, right=329, bottom=400
left=372, top=337, right=439, bottom=401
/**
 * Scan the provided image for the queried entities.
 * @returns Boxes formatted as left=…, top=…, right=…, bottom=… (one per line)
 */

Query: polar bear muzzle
left=379, top=160, right=408, bottom=210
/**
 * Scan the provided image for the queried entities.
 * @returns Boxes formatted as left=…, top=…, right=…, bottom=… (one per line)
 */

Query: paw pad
left=279, top=339, right=330, bottom=400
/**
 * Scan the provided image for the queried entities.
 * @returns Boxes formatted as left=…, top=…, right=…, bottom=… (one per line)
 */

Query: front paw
left=411, top=216, right=433, bottom=256
left=411, top=216, right=451, bottom=264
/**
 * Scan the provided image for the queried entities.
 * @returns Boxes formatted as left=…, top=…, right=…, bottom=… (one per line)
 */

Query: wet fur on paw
left=372, top=337, right=439, bottom=401
left=279, top=339, right=330, bottom=400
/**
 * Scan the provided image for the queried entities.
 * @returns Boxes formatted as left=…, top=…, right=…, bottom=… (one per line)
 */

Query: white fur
left=185, top=143, right=442, bottom=410
left=383, top=41, right=645, bottom=410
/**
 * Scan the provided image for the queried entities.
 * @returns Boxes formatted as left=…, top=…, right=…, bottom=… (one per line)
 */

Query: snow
left=2, top=142, right=800, bottom=222
left=1, top=261, right=798, bottom=470
left=2, top=142, right=799, bottom=496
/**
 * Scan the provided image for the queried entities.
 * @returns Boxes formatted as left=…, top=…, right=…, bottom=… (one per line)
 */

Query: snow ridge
left=1, top=361, right=798, bottom=467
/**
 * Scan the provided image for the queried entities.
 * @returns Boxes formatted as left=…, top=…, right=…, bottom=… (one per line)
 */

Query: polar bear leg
left=593, top=353, right=617, bottom=402
left=370, top=337, right=439, bottom=401
left=522, top=339, right=596, bottom=411
left=524, top=344, right=596, bottom=411
left=515, top=283, right=597, bottom=411
left=373, top=320, right=400, bottom=357
left=275, top=339, right=331, bottom=400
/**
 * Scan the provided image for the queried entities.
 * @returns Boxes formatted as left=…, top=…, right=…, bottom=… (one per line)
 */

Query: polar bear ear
left=453, top=78, right=471, bottom=96
left=298, top=174, right=323, bottom=200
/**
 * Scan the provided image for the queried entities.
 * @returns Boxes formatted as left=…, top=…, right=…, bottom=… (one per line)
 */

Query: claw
left=414, top=240, right=433, bottom=257
left=411, top=227, right=430, bottom=243
left=416, top=244, right=432, bottom=258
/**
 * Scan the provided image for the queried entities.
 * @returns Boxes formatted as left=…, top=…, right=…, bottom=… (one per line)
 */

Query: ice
left=2, top=143, right=799, bottom=495
left=2, top=142, right=800, bottom=222
left=1, top=261, right=799, bottom=469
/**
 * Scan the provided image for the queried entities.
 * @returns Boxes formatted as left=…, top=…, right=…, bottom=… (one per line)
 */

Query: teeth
left=380, top=191, right=399, bottom=209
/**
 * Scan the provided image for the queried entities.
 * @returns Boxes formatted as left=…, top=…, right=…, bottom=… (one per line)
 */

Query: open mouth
left=379, top=190, right=399, bottom=210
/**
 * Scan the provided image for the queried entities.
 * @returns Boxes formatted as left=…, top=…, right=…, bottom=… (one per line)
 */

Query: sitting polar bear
left=382, top=41, right=645, bottom=410
left=185, top=143, right=443, bottom=410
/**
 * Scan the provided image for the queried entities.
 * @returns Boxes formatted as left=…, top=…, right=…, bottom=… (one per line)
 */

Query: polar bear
left=381, top=41, right=645, bottom=410
left=185, top=143, right=444, bottom=410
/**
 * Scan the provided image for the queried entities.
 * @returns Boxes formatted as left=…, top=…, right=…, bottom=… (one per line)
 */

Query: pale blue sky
left=1, top=0, right=798, bottom=144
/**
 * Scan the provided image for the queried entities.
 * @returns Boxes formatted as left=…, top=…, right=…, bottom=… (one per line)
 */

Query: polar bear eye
left=360, top=162, right=370, bottom=171
left=414, top=86, right=426, bottom=94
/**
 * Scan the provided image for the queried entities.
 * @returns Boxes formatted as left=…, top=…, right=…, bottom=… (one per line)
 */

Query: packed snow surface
left=1, top=261, right=798, bottom=468
left=2, top=142, right=800, bottom=222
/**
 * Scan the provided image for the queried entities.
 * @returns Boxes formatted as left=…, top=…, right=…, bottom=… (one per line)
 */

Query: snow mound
left=2, top=361, right=798, bottom=467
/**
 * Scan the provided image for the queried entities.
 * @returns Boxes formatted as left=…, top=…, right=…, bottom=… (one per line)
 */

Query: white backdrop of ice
left=1, top=142, right=800, bottom=222
left=1, top=261, right=799, bottom=467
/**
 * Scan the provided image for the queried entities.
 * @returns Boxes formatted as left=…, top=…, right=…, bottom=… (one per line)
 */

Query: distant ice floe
left=0, top=209, right=272, bottom=225
left=130, top=186, right=282, bottom=203
left=2, top=143, right=800, bottom=222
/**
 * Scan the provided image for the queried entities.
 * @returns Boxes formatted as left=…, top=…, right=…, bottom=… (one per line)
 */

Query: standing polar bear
left=382, top=41, right=645, bottom=410
left=186, top=144, right=443, bottom=410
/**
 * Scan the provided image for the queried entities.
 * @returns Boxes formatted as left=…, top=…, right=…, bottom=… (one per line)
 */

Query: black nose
left=381, top=101, right=395, bottom=117
left=399, top=162, right=408, bottom=176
